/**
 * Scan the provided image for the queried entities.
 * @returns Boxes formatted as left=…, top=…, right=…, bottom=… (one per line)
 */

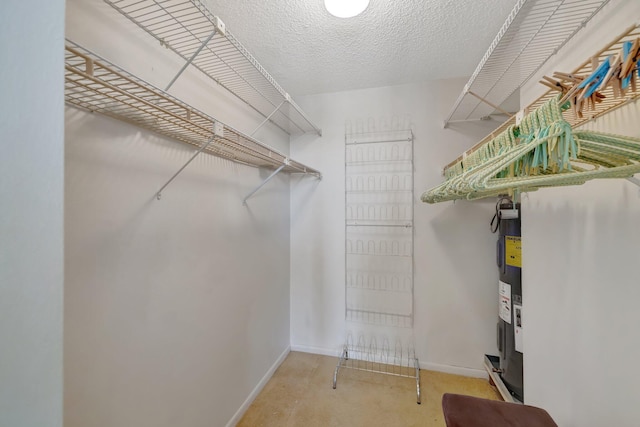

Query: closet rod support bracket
left=467, top=91, right=513, bottom=117
left=250, top=99, right=287, bottom=137
left=155, top=122, right=223, bottom=200
left=164, top=28, right=218, bottom=91
left=243, top=162, right=287, bottom=205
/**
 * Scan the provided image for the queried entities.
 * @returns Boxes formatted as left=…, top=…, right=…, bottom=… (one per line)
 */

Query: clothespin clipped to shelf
left=620, top=39, right=639, bottom=82
left=539, top=75, right=570, bottom=94
left=579, top=56, right=610, bottom=99
left=539, top=32, right=640, bottom=124
left=553, top=55, right=610, bottom=119
left=601, top=52, right=621, bottom=92
left=553, top=71, right=586, bottom=84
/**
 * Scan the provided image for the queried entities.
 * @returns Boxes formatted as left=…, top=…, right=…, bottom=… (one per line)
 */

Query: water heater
left=496, top=202, right=523, bottom=401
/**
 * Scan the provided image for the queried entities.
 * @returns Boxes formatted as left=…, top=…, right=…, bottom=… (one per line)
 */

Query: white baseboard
left=225, top=346, right=290, bottom=427
left=290, top=344, right=342, bottom=358
left=420, top=361, right=488, bottom=379
left=290, top=345, right=487, bottom=379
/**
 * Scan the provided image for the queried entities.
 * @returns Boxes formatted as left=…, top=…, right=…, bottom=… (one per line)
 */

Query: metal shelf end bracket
left=243, top=161, right=288, bottom=205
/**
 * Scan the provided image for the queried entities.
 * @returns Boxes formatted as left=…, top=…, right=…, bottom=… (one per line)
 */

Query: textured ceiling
left=203, top=0, right=519, bottom=96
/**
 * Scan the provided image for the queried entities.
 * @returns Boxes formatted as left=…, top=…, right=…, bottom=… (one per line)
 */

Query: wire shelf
left=443, top=23, right=640, bottom=174
left=65, top=40, right=321, bottom=175
left=104, top=0, right=321, bottom=136
left=444, top=0, right=611, bottom=125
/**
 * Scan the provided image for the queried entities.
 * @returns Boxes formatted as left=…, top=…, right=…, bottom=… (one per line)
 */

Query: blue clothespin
left=622, top=41, right=633, bottom=90
left=578, top=56, right=611, bottom=98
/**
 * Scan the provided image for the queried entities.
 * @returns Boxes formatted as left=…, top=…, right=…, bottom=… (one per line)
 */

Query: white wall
left=290, top=80, right=504, bottom=374
left=521, top=1, right=640, bottom=425
left=65, top=1, right=295, bottom=426
left=0, top=1, right=64, bottom=426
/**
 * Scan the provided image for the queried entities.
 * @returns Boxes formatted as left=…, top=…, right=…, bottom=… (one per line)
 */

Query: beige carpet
left=238, top=351, right=501, bottom=427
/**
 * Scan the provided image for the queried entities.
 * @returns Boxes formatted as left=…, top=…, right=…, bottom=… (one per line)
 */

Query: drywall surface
left=0, top=1, right=64, bottom=426
left=520, top=1, right=640, bottom=424
left=290, top=80, right=503, bottom=374
left=65, top=1, right=293, bottom=426
left=65, top=111, right=291, bottom=427
left=522, top=178, right=640, bottom=427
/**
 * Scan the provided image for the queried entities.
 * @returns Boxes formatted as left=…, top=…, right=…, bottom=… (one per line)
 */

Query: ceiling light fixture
left=324, top=0, right=370, bottom=18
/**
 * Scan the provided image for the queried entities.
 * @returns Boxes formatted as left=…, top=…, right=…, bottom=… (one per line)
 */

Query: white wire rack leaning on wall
left=333, top=128, right=420, bottom=404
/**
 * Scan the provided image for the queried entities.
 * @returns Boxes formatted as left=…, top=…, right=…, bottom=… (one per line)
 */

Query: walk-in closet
left=3, top=0, right=639, bottom=426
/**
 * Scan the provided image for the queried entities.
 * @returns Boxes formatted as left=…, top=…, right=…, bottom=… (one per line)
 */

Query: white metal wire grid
left=344, top=130, right=414, bottom=328
left=65, top=41, right=320, bottom=174
left=104, top=0, right=322, bottom=136
left=335, top=128, right=419, bottom=404
left=332, top=331, right=421, bottom=403
left=341, top=334, right=418, bottom=378
left=445, top=0, right=611, bottom=124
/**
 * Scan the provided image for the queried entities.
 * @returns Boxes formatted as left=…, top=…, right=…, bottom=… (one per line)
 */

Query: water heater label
left=514, top=303, right=523, bottom=353
left=505, top=236, right=522, bottom=268
left=499, top=281, right=511, bottom=324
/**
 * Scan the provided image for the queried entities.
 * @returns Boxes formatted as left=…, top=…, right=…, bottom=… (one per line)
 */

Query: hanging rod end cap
left=285, top=93, right=292, bottom=103
left=213, top=16, right=226, bottom=35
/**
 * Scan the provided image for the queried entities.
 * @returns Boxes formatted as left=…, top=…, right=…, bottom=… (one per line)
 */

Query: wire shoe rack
left=333, top=332, right=421, bottom=404
left=334, top=128, right=420, bottom=404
